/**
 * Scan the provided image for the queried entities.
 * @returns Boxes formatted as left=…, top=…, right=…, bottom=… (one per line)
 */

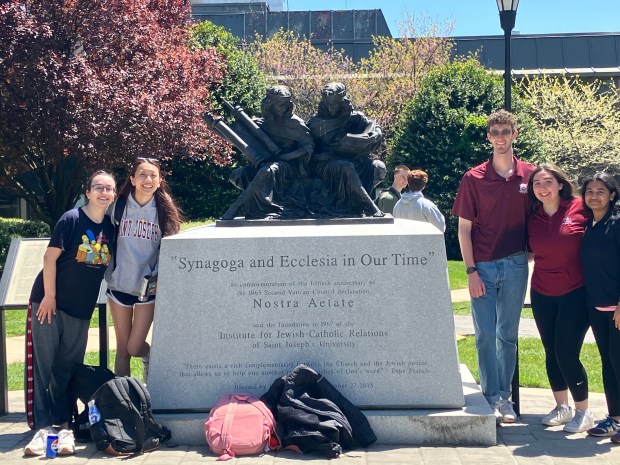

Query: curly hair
left=486, top=109, right=517, bottom=132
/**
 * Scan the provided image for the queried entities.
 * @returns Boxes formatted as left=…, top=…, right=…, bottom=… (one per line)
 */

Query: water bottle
left=88, top=400, right=101, bottom=425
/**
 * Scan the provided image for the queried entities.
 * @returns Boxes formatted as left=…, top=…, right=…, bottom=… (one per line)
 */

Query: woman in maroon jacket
left=527, top=164, right=592, bottom=433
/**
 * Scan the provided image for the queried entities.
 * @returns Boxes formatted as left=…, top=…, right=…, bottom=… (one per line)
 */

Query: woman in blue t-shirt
left=24, top=170, right=116, bottom=456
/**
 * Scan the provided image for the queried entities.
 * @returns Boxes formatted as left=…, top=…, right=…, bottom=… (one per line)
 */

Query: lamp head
left=497, top=0, right=519, bottom=32
left=496, top=0, right=519, bottom=12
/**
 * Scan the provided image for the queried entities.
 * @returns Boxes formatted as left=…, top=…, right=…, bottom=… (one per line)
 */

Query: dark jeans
left=29, top=304, right=90, bottom=427
left=531, top=287, right=589, bottom=402
left=590, top=307, right=620, bottom=416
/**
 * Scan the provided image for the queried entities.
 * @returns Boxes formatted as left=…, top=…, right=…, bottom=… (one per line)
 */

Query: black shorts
left=106, top=289, right=155, bottom=307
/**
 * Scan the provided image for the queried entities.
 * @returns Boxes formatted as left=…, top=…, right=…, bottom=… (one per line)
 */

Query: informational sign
left=0, top=238, right=48, bottom=308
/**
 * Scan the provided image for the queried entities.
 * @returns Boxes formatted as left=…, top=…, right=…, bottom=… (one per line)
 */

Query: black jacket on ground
left=260, top=364, right=377, bottom=458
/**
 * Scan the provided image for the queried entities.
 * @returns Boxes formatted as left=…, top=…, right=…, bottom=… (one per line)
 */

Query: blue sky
left=285, top=1, right=620, bottom=36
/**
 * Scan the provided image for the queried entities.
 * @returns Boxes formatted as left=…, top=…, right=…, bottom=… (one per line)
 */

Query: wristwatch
left=466, top=266, right=477, bottom=275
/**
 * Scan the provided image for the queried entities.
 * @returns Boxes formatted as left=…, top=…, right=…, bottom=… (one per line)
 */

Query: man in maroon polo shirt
left=452, top=110, right=535, bottom=424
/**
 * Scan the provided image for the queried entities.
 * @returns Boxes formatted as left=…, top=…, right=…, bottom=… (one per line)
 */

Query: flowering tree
left=252, top=29, right=354, bottom=120
left=0, top=0, right=227, bottom=226
left=348, top=14, right=454, bottom=143
left=519, top=74, right=620, bottom=178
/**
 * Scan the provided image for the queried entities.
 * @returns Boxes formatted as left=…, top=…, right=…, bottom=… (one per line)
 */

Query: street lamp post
left=496, top=0, right=521, bottom=415
left=496, top=0, right=519, bottom=111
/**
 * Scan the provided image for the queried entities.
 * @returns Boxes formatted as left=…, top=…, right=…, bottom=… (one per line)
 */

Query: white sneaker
left=498, top=399, right=517, bottom=423
left=57, top=429, right=76, bottom=455
left=24, top=426, right=55, bottom=456
left=542, top=404, right=573, bottom=426
left=563, top=409, right=594, bottom=433
left=492, top=403, right=503, bottom=424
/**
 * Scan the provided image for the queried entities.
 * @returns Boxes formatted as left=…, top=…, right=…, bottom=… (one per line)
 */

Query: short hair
left=394, top=165, right=409, bottom=172
left=527, top=164, right=576, bottom=213
left=486, top=109, right=517, bottom=132
left=407, top=169, right=428, bottom=192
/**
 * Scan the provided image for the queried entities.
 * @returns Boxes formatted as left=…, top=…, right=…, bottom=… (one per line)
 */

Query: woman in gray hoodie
left=105, top=157, right=181, bottom=380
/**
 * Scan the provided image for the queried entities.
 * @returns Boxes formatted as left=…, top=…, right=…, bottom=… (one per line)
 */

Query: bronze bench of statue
left=203, top=83, right=386, bottom=220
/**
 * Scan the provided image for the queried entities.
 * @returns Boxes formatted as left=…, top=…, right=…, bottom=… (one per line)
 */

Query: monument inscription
left=148, top=220, right=464, bottom=410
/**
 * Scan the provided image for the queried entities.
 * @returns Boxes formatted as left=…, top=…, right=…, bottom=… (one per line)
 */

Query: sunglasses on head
left=137, top=157, right=160, bottom=164
left=489, top=128, right=513, bottom=137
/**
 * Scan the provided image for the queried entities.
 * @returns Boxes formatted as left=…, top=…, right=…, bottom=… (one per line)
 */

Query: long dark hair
left=527, top=164, right=576, bottom=214
left=117, top=158, right=182, bottom=236
left=581, top=172, right=620, bottom=215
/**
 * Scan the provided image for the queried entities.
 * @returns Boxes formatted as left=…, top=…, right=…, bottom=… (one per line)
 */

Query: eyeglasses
left=489, top=128, right=513, bottom=137
left=91, top=184, right=116, bottom=193
left=137, top=157, right=160, bottom=164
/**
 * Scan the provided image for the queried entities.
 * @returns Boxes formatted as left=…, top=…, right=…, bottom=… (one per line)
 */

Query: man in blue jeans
left=452, top=110, right=535, bottom=423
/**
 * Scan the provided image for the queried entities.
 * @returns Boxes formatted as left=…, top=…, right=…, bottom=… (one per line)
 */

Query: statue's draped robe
left=230, top=114, right=315, bottom=219
left=307, top=110, right=383, bottom=216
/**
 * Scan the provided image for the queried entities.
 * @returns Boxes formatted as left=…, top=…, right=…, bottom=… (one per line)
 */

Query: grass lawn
left=6, top=337, right=603, bottom=393
left=452, top=301, right=534, bottom=319
left=7, top=352, right=146, bottom=391
left=447, top=261, right=467, bottom=290
left=181, top=219, right=214, bottom=230
left=458, top=336, right=603, bottom=393
left=3, top=308, right=109, bottom=337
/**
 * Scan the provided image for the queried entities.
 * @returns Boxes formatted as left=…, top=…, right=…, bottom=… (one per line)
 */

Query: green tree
left=519, top=74, right=620, bottom=178
left=389, top=59, right=544, bottom=259
left=169, top=20, right=268, bottom=219
left=190, top=20, right=267, bottom=116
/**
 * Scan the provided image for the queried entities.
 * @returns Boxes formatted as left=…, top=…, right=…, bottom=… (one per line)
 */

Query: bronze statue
left=204, top=83, right=385, bottom=220
left=307, top=83, right=385, bottom=217
left=206, top=86, right=314, bottom=220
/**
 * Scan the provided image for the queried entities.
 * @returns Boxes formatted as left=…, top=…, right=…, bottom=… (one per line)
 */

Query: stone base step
left=154, top=365, right=496, bottom=447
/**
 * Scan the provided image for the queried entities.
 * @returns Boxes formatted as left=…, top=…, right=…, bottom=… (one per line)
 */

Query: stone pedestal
left=148, top=218, right=463, bottom=411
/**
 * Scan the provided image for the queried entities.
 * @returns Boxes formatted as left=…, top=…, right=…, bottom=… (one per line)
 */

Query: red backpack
left=205, top=394, right=278, bottom=461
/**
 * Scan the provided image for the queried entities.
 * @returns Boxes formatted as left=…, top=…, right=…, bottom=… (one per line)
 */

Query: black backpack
left=68, top=364, right=116, bottom=441
left=89, top=376, right=171, bottom=455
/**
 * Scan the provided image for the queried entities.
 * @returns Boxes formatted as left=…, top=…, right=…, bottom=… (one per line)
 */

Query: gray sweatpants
left=28, top=303, right=90, bottom=428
